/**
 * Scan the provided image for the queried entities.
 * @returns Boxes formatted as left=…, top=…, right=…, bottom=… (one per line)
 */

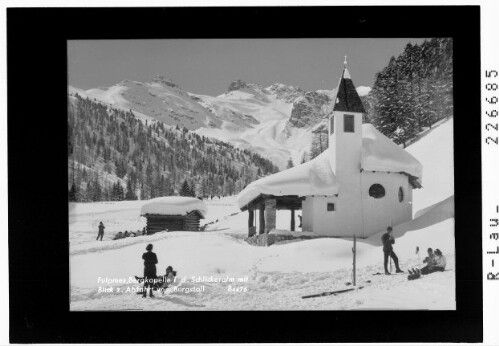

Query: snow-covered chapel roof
left=237, top=150, right=339, bottom=209
left=141, top=196, right=208, bottom=218
left=236, top=124, right=423, bottom=209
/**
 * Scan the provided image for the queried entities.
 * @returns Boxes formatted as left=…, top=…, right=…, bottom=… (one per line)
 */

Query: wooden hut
left=140, top=197, right=208, bottom=233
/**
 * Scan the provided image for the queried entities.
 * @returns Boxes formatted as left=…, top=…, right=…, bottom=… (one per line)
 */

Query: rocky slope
left=70, top=77, right=370, bottom=168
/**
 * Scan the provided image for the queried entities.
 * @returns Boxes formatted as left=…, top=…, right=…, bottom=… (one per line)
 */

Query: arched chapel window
left=369, top=184, right=385, bottom=199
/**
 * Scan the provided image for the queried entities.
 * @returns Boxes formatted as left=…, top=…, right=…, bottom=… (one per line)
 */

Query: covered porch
left=241, top=194, right=304, bottom=237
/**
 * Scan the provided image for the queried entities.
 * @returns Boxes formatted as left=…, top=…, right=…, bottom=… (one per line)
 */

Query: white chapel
left=237, top=63, right=423, bottom=238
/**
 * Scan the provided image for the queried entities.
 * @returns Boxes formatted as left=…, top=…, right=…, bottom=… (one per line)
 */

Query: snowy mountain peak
left=228, top=79, right=251, bottom=92
left=152, top=75, right=182, bottom=89
left=265, top=83, right=304, bottom=103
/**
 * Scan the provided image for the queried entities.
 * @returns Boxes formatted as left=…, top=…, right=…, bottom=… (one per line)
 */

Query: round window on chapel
left=369, top=184, right=385, bottom=199
left=398, top=187, right=404, bottom=202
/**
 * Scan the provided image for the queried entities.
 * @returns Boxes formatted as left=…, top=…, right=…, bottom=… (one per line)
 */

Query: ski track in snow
left=70, top=119, right=455, bottom=310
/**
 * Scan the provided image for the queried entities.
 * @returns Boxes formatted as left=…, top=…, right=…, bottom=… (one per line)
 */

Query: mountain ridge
left=69, top=77, right=371, bottom=169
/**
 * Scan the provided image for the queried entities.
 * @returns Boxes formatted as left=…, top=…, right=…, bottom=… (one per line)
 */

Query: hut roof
left=140, top=196, right=208, bottom=218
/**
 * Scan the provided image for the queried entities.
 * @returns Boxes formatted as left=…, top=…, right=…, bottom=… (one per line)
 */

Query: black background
left=8, top=6, right=482, bottom=343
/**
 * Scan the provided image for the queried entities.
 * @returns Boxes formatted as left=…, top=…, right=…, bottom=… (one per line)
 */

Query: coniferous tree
left=69, top=182, right=77, bottom=202
left=309, top=125, right=328, bottom=160
left=125, top=179, right=137, bottom=200
left=180, top=180, right=191, bottom=197
left=367, top=38, right=453, bottom=143
left=68, top=94, right=279, bottom=202
left=189, top=181, right=197, bottom=197
left=301, top=151, right=309, bottom=164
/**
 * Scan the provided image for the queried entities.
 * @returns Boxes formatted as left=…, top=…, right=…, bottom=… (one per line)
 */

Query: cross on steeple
left=344, top=55, right=347, bottom=67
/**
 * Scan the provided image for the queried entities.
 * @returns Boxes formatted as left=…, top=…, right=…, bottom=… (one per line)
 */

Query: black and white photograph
left=7, top=4, right=489, bottom=344
left=68, top=37, right=456, bottom=311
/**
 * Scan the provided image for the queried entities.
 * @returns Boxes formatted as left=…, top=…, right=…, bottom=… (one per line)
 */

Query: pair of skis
left=302, top=286, right=364, bottom=299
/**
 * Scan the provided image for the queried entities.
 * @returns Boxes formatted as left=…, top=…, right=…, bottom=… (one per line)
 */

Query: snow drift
left=362, top=124, right=423, bottom=182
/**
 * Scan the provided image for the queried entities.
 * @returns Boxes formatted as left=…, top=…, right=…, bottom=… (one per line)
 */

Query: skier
left=96, top=221, right=105, bottom=241
left=381, top=226, right=403, bottom=275
left=298, top=215, right=303, bottom=228
left=142, top=244, right=158, bottom=298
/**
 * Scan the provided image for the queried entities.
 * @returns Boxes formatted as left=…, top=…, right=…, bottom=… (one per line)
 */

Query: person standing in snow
left=142, top=243, right=158, bottom=298
left=381, top=226, right=404, bottom=275
left=96, top=221, right=105, bottom=241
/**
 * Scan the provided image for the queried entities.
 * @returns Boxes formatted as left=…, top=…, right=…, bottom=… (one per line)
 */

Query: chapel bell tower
left=328, top=58, right=366, bottom=177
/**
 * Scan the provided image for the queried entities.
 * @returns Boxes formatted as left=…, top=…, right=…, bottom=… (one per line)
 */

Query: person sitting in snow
left=423, top=248, right=436, bottom=265
left=432, top=249, right=446, bottom=270
left=142, top=227, right=147, bottom=236
left=158, top=266, right=177, bottom=293
left=124, top=230, right=129, bottom=238
left=381, top=226, right=404, bottom=275
left=408, top=249, right=446, bottom=278
left=113, top=231, right=123, bottom=240
left=134, top=229, right=141, bottom=237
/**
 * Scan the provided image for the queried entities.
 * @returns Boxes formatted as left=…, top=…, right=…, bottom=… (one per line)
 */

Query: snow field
left=70, top=197, right=454, bottom=310
left=70, top=118, right=455, bottom=310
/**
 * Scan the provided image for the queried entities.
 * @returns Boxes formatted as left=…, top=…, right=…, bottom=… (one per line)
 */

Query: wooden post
left=264, top=199, right=276, bottom=234
left=259, top=204, right=265, bottom=235
left=248, top=209, right=255, bottom=237
left=290, top=209, right=295, bottom=232
left=353, top=235, right=357, bottom=286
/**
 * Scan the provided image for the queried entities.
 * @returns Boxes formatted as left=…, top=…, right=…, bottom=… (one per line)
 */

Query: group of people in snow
left=381, top=226, right=447, bottom=280
left=407, top=247, right=447, bottom=280
left=95, top=222, right=150, bottom=241
left=135, top=243, right=177, bottom=298
left=113, top=227, right=148, bottom=240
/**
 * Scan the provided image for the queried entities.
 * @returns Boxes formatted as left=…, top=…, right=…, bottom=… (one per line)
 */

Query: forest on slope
left=308, top=37, right=453, bottom=160
left=68, top=95, right=279, bottom=202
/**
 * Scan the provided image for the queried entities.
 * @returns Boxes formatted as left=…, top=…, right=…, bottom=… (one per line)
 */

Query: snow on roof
left=236, top=150, right=340, bottom=209
left=361, top=124, right=423, bottom=183
left=140, top=196, right=208, bottom=218
left=237, top=124, right=423, bottom=209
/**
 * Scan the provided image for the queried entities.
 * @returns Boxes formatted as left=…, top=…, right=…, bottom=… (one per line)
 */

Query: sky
left=68, top=38, right=427, bottom=96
